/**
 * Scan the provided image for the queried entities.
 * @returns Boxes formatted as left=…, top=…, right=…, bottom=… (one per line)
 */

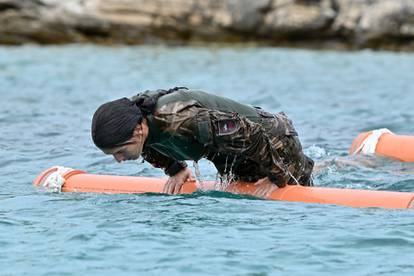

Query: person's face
left=102, top=126, right=146, bottom=163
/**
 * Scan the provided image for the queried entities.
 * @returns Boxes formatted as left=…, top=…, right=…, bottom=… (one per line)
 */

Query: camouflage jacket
left=132, top=88, right=308, bottom=186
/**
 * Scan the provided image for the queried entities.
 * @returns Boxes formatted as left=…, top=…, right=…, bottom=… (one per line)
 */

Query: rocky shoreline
left=1, top=0, right=414, bottom=50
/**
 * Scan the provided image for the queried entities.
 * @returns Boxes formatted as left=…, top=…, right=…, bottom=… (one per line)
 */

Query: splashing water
left=215, top=172, right=236, bottom=191
left=193, top=161, right=205, bottom=190
left=193, top=158, right=237, bottom=191
left=215, top=155, right=238, bottom=191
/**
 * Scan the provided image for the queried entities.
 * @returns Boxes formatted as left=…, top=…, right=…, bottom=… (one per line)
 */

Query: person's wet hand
left=163, top=167, right=195, bottom=195
left=253, top=177, right=280, bottom=198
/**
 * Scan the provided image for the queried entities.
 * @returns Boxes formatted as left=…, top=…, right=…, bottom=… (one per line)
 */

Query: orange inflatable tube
left=350, top=130, right=414, bottom=162
left=34, top=167, right=414, bottom=209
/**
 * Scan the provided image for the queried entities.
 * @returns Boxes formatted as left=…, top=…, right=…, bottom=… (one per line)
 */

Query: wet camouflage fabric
left=136, top=90, right=314, bottom=187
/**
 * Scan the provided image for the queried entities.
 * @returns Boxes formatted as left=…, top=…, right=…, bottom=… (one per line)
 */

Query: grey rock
left=0, top=0, right=413, bottom=49
left=261, top=0, right=336, bottom=35
left=333, top=0, right=414, bottom=42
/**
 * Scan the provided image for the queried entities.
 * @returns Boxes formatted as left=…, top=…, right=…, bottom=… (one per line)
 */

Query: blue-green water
left=0, top=45, right=413, bottom=275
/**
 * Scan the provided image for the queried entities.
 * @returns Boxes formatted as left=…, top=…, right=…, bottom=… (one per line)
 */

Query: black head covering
left=91, top=87, right=188, bottom=149
left=91, top=97, right=143, bottom=149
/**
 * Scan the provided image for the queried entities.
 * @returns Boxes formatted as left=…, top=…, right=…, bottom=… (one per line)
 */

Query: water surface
left=0, top=45, right=413, bottom=275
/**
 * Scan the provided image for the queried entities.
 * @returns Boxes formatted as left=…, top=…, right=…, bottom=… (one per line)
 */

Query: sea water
left=0, top=45, right=413, bottom=275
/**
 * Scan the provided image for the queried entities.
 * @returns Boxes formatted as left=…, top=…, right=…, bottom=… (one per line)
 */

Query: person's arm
left=141, top=104, right=205, bottom=194
left=238, top=117, right=290, bottom=187
left=142, top=146, right=195, bottom=194
left=142, top=147, right=187, bottom=177
left=208, top=113, right=290, bottom=187
left=177, top=107, right=290, bottom=187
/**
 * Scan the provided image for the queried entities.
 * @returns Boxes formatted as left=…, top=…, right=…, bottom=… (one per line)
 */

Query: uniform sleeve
left=140, top=103, right=207, bottom=176
left=239, top=117, right=290, bottom=187
left=153, top=104, right=290, bottom=186
left=142, top=147, right=187, bottom=176
left=209, top=113, right=290, bottom=187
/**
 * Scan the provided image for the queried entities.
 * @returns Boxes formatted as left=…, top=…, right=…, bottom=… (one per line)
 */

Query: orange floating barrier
left=34, top=166, right=414, bottom=209
left=350, top=129, right=414, bottom=162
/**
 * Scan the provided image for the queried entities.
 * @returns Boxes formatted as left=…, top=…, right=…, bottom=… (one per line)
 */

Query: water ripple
left=1, top=45, right=414, bottom=275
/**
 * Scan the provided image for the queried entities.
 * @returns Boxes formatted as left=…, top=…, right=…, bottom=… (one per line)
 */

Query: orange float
left=34, top=166, right=414, bottom=209
left=350, top=129, right=414, bottom=162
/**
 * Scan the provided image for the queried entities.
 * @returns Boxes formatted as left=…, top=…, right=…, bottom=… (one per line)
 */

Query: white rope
left=41, top=166, right=74, bottom=193
left=352, top=128, right=393, bottom=155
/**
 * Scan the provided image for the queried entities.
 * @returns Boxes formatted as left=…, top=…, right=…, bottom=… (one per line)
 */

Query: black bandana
left=91, top=97, right=142, bottom=149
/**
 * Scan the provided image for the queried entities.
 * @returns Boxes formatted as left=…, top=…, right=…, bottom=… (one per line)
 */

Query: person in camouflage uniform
left=91, top=87, right=314, bottom=194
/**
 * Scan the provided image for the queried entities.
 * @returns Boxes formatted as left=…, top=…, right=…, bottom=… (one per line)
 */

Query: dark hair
left=91, top=87, right=188, bottom=149
left=91, top=97, right=142, bottom=149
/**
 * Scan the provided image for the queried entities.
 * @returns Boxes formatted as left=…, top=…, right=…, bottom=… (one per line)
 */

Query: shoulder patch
left=216, top=119, right=238, bottom=136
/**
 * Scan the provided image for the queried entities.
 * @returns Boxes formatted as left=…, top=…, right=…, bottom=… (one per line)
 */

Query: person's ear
left=132, top=123, right=143, bottom=138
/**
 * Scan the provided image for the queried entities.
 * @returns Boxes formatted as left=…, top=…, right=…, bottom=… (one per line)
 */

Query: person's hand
left=253, top=177, right=280, bottom=198
left=163, top=167, right=195, bottom=194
